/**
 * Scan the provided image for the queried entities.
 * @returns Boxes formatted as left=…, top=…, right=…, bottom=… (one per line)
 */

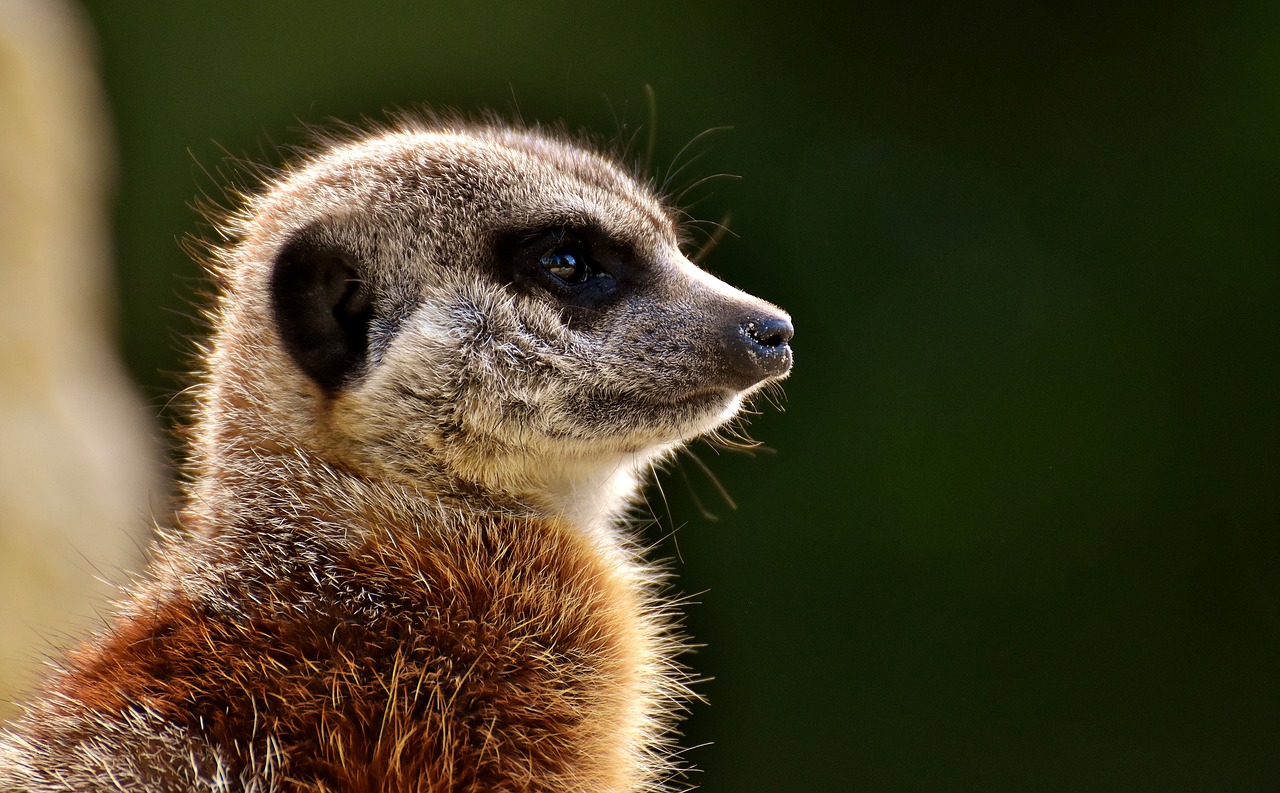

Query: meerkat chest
left=60, top=514, right=655, bottom=790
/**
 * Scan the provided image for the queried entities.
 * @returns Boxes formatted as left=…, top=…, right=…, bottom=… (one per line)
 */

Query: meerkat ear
left=270, top=234, right=374, bottom=392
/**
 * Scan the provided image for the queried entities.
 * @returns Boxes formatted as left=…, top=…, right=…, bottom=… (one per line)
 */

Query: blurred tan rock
left=0, top=0, right=160, bottom=721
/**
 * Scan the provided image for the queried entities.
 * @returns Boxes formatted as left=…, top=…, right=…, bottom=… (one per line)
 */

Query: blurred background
left=5, top=0, right=1278, bottom=788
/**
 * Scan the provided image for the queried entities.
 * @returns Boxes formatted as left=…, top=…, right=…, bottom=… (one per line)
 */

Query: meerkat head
left=201, top=120, right=792, bottom=523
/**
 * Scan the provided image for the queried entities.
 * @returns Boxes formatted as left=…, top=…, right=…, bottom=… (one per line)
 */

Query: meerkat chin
left=0, top=117, right=793, bottom=792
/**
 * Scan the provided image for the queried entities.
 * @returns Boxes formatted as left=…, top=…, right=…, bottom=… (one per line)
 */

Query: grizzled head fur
left=200, top=119, right=793, bottom=527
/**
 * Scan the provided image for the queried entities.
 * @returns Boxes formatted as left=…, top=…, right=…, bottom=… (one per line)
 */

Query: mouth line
left=661, top=386, right=736, bottom=408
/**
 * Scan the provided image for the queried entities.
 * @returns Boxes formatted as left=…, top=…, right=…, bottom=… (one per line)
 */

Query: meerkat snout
left=727, top=312, right=795, bottom=387
left=744, top=315, right=795, bottom=355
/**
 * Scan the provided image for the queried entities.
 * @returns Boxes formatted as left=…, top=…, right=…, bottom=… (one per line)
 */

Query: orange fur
left=48, top=510, right=645, bottom=792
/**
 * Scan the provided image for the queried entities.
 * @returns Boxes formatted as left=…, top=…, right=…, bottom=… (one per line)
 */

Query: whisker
left=691, top=212, right=734, bottom=264
left=673, top=456, right=721, bottom=521
left=662, top=125, right=733, bottom=192
left=682, top=446, right=737, bottom=512
left=641, top=84, right=658, bottom=181
left=675, top=172, right=742, bottom=206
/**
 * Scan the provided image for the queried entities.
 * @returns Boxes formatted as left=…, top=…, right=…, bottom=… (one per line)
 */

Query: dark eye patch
left=493, top=224, right=638, bottom=317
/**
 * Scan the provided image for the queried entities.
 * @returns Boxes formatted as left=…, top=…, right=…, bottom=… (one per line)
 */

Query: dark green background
left=77, top=1, right=1279, bottom=789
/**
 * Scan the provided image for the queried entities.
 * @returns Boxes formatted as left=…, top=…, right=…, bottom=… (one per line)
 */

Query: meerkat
left=0, top=116, right=793, bottom=792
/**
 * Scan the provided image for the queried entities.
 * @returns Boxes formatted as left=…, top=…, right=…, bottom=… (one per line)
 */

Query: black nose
left=729, top=314, right=794, bottom=386
left=746, top=316, right=794, bottom=351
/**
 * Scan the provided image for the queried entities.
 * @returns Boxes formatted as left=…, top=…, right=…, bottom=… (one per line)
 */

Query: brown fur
left=54, top=515, right=643, bottom=791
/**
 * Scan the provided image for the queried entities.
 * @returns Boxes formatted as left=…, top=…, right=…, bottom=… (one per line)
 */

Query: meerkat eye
left=496, top=226, right=621, bottom=312
left=538, top=247, right=593, bottom=285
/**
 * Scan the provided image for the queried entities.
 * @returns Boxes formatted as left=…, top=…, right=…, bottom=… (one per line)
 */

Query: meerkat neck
left=518, top=453, right=654, bottom=541
left=191, top=400, right=653, bottom=551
